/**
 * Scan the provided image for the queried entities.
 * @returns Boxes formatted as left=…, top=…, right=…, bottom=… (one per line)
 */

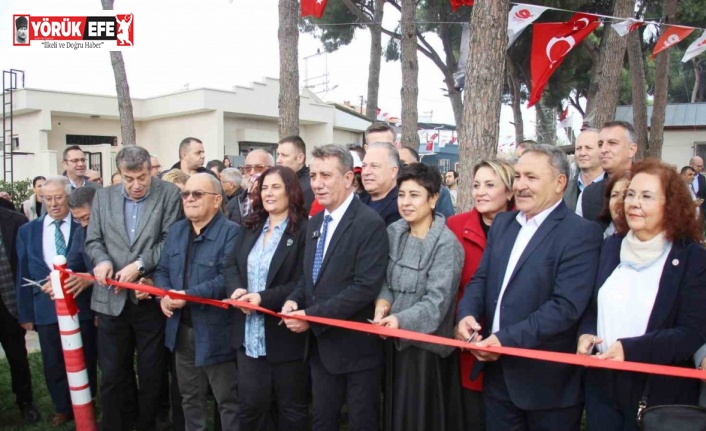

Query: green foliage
left=0, top=178, right=32, bottom=209
left=299, top=1, right=366, bottom=53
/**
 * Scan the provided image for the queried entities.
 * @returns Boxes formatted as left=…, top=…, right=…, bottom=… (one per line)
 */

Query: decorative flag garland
left=528, top=14, right=600, bottom=107
left=651, top=25, right=695, bottom=59
left=612, top=18, right=645, bottom=36
left=507, top=4, right=548, bottom=48
left=683, top=31, right=706, bottom=63
left=450, top=0, right=475, bottom=13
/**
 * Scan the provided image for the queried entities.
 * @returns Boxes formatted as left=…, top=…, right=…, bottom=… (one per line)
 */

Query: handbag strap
left=637, top=375, right=652, bottom=423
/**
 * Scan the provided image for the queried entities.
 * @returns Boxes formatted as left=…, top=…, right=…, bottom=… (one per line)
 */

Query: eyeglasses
left=242, top=164, right=268, bottom=174
left=180, top=190, right=219, bottom=200
left=624, top=191, right=663, bottom=205
left=64, top=158, right=87, bottom=164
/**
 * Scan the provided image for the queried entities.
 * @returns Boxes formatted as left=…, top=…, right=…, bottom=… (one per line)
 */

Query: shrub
left=0, top=179, right=33, bottom=209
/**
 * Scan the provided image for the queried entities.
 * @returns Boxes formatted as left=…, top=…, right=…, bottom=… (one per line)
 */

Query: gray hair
left=68, top=187, right=97, bottom=209
left=311, top=145, right=354, bottom=174
left=367, top=142, right=401, bottom=170
left=246, top=149, right=275, bottom=167
left=522, top=144, right=571, bottom=181
left=220, top=168, right=242, bottom=186
left=116, top=146, right=152, bottom=172
left=43, top=176, right=71, bottom=195
left=191, top=172, right=223, bottom=195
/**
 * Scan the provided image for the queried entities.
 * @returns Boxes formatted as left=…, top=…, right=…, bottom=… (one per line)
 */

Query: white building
left=6, top=77, right=370, bottom=183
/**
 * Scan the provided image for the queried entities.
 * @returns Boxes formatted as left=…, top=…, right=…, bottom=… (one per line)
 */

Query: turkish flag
left=301, top=0, right=328, bottom=19
left=528, top=14, right=599, bottom=107
left=651, top=25, right=695, bottom=59
left=450, top=0, right=474, bottom=12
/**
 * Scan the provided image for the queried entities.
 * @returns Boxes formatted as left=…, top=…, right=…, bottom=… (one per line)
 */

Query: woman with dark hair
left=597, top=170, right=631, bottom=238
left=224, top=165, right=309, bottom=430
left=374, top=163, right=465, bottom=431
left=223, top=157, right=232, bottom=168
left=447, top=159, right=515, bottom=430
left=578, top=159, right=706, bottom=430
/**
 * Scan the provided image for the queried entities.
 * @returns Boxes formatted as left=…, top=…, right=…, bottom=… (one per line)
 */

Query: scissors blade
left=21, top=277, right=46, bottom=288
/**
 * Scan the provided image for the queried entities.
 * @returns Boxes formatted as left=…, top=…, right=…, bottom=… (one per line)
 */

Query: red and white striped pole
left=51, top=255, right=97, bottom=431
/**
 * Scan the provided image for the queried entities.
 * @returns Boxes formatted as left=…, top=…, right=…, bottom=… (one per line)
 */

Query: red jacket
left=446, top=208, right=486, bottom=391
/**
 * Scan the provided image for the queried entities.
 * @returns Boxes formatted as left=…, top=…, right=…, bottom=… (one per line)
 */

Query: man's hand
left=93, top=262, right=113, bottom=286
left=283, top=310, right=310, bottom=333
left=455, top=315, right=481, bottom=342
left=373, top=300, right=390, bottom=324
left=596, top=341, right=624, bottom=362
left=577, top=334, right=601, bottom=356
left=238, top=293, right=262, bottom=315
left=135, top=278, right=153, bottom=300
left=40, top=280, right=54, bottom=299
left=20, top=322, right=34, bottom=332
left=115, top=263, right=140, bottom=284
left=168, top=290, right=187, bottom=309
left=160, top=295, right=176, bottom=318
left=472, top=334, right=502, bottom=362
left=281, top=300, right=298, bottom=314
left=64, top=274, right=93, bottom=298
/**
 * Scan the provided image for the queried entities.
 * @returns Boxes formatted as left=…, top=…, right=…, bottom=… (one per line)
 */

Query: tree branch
left=568, top=95, right=585, bottom=117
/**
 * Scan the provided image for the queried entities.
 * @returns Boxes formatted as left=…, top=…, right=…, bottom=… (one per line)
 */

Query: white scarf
left=620, top=231, right=669, bottom=269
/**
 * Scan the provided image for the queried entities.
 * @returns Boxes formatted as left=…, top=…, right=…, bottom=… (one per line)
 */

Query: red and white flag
left=682, top=30, right=706, bottom=63
left=507, top=4, right=548, bottom=48
left=301, top=0, right=328, bottom=19
left=450, top=0, right=474, bottom=12
left=426, top=133, right=438, bottom=152
left=651, top=25, right=695, bottom=59
left=612, top=18, right=644, bottom=37
left=528, top=14, right=599, bottom=107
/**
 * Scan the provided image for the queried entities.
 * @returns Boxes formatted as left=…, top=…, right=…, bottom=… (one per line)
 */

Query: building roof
left=614, top=103, right=706, bottom=128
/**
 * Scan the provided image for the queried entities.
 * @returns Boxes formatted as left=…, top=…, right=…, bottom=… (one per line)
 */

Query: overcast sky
left=1, top=0, right=556, bottom=149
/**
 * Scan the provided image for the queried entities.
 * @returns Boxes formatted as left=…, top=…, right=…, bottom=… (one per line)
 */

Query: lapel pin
left=672, top=259, right=679, bottom=266
left=287, top=239, right=293, bottom=246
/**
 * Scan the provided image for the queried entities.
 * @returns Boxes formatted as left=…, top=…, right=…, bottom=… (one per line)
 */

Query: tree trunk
left=278, top=0, right=300, bottom=138
left=457, top=0, right=508, bottom=212
left=365, top=0, right=385, bottom=121
left=628, top=29, right=649, bottom=159
left=585, top=0, right=632, bottom=128
left=506, top=54, right=524, bottom=144
left=648, top=0, right=677, bottom=159
left=400, top=0, right=419, bottom=149
left=101, top=0, right=136, bottom=146
left=535, top=102, right=556, bottom=145
left=437, top=6, right=463, bottom=128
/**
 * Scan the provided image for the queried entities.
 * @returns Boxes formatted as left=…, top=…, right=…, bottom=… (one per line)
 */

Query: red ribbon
left=68, top=271, right=706, bottom=381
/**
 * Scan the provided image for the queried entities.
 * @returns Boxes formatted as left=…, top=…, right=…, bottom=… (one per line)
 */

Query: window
left=695, top=142, right=706, bottom=161
left=438, top=159, right=450, bottom=173
left=66, top=134, right=118, bottom=147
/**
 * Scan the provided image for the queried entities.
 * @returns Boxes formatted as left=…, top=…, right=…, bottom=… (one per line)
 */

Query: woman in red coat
left=447, top=159, right=515, bottom=430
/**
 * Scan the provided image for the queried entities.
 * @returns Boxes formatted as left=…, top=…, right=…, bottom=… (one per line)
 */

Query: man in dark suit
left=0, top=207, right=40, bottom=424
left=276, top=135, right=315, bottom=212
left=563, top=129, right=603, bottom=212
left=578, top=121, right=637, bottom=229
left=283, top=145, right=389, bottom=431
left=689, top=156, right=706, bottom=216
left=456, top=144, right=603, bottom=431
left=85, top=146, right=182, bottom=431
left=360, top=141, right=401, bottom=226
left=16, top=176, right=97, bottom=427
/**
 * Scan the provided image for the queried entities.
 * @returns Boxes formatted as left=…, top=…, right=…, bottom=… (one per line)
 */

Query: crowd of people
left=0, top=120, right=705, bottom=431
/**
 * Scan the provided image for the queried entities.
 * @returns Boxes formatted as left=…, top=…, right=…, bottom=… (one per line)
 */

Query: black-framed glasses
left=180, top=190, right=219, bottom=200
left=64, top=158, right=87, bottom=164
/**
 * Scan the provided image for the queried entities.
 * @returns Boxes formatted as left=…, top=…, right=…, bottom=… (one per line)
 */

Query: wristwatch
left=135, top=258, right=145, bottom=276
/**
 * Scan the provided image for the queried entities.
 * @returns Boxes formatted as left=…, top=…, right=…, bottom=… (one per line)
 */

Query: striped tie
left=53, top=220, right=67, bottom=256
left=312, top=215, right=332, bottom=283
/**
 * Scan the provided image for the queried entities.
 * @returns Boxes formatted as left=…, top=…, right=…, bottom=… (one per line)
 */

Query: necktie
left=312, top=215, right=332, bottom=283
left=53, top=220, right=67, bottom=256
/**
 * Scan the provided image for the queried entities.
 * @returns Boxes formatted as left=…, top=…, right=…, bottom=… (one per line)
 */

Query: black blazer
left=457, top=201, right=603, bottom=410
left=580, top=235, right=706, bottom=407
left=563, top=173, right=580, bottom=212
left=225, top=218, right=308, bottom=363
left=288, top=196, right=389, bottom=374
left=0, top=207, right=28, bottom=276
left=695, top=173, right=706, bottom=214
left=580, top=177, right=609, bottom=229
left=360, top=186, right=401, bottom=226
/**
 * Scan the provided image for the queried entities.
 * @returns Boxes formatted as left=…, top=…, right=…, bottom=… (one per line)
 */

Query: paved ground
left=0, top=331, right=40, bottom=358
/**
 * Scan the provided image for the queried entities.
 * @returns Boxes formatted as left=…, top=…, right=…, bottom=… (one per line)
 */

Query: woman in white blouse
left=577, top=158, right=706, bottom=430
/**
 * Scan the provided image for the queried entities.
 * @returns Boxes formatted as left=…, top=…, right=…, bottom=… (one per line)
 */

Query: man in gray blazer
left=86, top=146, right=182, bottom=431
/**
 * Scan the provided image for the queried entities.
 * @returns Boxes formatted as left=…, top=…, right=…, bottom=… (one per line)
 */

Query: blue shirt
left=244, top=217, right=288, bottom=358
left=122, top=186, right=150, bottom=245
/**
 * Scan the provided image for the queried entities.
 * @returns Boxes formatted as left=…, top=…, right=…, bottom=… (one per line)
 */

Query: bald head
left=243, top=149, right=275, bottom=182
left=690, top=156, right=704, bottom=174
left=182, top=173, right=223, bottom=226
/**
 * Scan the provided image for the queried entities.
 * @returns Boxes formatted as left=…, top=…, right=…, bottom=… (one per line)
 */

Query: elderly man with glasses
left=155, top=173, right=240, bottom=430
left=229, top=149, right=274, bottom=226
